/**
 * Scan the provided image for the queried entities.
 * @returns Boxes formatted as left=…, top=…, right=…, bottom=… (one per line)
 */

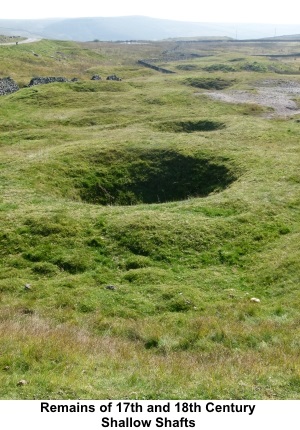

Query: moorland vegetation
left=0, top=38, right=299, bottom=399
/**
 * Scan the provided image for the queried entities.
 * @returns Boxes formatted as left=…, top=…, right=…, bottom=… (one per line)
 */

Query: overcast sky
left=1, top=0, right=300, bottom=24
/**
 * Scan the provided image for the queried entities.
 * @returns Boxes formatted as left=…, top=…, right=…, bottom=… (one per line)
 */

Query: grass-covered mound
left=184, top=77, right=235, bottom=90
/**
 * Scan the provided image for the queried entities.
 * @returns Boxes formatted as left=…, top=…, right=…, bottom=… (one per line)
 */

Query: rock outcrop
left=0, top=77, right=19, bottom=95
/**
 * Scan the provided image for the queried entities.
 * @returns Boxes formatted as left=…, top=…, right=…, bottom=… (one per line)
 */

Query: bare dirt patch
left=202, top=79, right=300, bottom=118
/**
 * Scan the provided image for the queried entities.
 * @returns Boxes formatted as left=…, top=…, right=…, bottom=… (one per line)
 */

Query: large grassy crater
left=75, top=149, right=237, bottom=205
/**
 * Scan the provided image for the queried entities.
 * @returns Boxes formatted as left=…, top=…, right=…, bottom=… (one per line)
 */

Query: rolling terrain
left=0, top=16, right=300, bottom=41
left=0, top=37, right=300, bottom=399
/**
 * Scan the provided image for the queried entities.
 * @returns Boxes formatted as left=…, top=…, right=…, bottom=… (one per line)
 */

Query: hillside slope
left=0, top=39, right=300, bottom=399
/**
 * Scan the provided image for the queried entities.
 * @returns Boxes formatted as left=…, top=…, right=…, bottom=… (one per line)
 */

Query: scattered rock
left=105, top=285, right=116, bottom=291
left=17, top=379, right=28, bottom=386
left=106, top=74, right=122, bottom=81
left=91, top=74, right=101, bottom=80
left=250, top=297, right=261, bottom=303
left=24, top=283, right=31, bottom=290
left=3, top=366, right=10, bottom=371
left=0, top=77, right=19, bottom=96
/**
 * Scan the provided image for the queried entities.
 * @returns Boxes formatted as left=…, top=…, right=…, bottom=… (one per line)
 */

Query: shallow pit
left=156, top=120, right=225, bottom=133
left=77, top=149, right=237, bottom=205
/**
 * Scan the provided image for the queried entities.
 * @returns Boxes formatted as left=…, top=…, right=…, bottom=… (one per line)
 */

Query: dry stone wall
left=28, top=77, right=69, bottom=86
left=137, top=60, right=175, bottom=74
left=0, top=77, right=19, bottom=95
left=0, top=74, right=123, bottom=97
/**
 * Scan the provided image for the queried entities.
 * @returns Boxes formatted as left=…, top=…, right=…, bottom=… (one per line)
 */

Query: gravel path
left=203, top=79, right=300, bottom=118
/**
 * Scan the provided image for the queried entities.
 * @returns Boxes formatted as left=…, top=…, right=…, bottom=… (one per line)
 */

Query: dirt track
left=203, top=79, right=300, bottom=118
left=0, top=37, right=40, bottom=45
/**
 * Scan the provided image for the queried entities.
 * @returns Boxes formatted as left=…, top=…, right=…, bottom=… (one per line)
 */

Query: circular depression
left=156, top=120, right=225, bottom=133
left=77, top=149, right=237, bottom=205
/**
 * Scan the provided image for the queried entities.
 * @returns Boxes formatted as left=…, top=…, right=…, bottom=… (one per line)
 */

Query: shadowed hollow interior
left=78, top=149, right=237, bottom=205
left=156, top=120, right=225, bottom=133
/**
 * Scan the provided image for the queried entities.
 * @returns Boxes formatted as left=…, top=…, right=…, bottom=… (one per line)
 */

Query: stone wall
left=0, top=74, right=123, bottom=97
left=28, top=77, right=69, bottom=86
left=138, top=60, right=175, bottom=74
left=0, top=77, right=19, bottom=95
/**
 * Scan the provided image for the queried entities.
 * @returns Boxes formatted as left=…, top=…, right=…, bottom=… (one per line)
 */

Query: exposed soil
left=202, top=79, right=300, bottom=117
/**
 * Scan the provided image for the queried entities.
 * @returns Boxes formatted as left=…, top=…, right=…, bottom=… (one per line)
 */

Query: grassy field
left=0, top=39, right=299, bottom=399
left=0, top=35, right=25, bottom=44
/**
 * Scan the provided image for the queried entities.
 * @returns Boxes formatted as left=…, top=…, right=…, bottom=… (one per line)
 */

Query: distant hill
left=261, top=34, right=300, bottom=41
left=0, top=16, right=300, bottom=41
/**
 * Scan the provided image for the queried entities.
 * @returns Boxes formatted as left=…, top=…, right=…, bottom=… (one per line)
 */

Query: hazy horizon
left=1, top=0, right=300, bottom=25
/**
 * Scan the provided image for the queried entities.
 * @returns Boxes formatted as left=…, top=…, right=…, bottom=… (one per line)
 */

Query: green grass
left=184, top=76, right=236, bottom=90
left=0, top=39, right=300, bottom=399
